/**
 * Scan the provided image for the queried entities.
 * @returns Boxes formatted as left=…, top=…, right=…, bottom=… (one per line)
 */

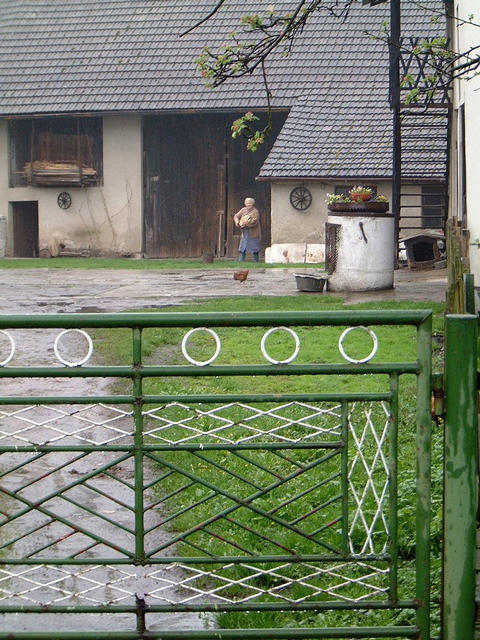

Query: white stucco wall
left=266, top=181, right=392, bottom=264
left=451, top=1, right=480, bottom=279
left=0, top=114, right=142, bottom=257
left=266, top=182, right=328, bottom=263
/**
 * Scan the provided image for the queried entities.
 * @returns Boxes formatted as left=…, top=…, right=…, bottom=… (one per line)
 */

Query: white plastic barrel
left=326, top=212, right=394, bottom=291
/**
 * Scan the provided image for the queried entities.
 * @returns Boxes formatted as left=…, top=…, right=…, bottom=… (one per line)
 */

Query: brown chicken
left=233, top=269, right=249, bottom=283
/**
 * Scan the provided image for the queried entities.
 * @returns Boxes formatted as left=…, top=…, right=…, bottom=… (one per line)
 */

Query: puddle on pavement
left=76, top=306, right=103, bottom=313
left=37, top=301, right=72, bottom=307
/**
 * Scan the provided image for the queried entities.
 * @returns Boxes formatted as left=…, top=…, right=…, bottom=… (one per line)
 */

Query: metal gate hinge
left=431, top=372, right=445, bottom=422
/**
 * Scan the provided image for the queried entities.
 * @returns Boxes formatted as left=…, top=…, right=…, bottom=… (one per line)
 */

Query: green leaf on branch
left=246, top=131, right=266, bottom=151
left=404, top=88, right=420, bottom=105
left=400, top=72, right=415, bottom=87
left=231, top=112, right=260, bottom=139
left=241, top=14, right=264, bottom=29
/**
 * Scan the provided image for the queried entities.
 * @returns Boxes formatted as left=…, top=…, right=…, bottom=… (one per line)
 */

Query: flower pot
left=328, top=201, right=389, bottom=213
left=350, top=192, right=371, bottom=202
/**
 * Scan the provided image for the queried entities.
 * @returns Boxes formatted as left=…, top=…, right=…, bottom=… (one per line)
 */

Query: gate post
left=443, top=314, right=478, bottom=640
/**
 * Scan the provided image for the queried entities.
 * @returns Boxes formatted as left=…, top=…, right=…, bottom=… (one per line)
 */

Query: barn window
left=421, top=184, right=445, bottom=229
left=9, top=117, right=103, bottom=187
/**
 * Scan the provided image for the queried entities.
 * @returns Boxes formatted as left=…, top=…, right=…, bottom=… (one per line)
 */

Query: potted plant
left=325, top=193, right=351, bottom=205
left=349, top=185, right=373, bottom=202
left=325, top=192, right=389, bottom=213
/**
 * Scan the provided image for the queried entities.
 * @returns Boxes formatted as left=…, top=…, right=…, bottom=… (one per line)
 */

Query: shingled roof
left=0, top=0, right=448, bottom=179
left=259, top=83, right=449, bottom=180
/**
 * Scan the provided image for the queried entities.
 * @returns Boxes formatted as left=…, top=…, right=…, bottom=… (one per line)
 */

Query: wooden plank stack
left=23, top=161, right=97, bottom=186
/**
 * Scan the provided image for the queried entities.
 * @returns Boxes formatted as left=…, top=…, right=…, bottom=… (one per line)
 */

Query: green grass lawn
left=93, top=295, right=444, bottom=633
left=0, top=257, right=320, bottom=270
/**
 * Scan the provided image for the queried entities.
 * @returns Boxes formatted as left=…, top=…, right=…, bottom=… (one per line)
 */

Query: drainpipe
left=364, top=0, right=401, bottom=266
left=389, top=0, right=401, bottom=268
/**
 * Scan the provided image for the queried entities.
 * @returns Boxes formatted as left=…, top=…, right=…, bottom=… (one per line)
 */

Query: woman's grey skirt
left=239, top=229, right=261, bottom=253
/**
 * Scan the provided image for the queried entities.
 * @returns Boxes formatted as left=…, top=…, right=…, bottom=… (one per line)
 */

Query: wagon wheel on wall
left=289, top=186, right=312, bottom=211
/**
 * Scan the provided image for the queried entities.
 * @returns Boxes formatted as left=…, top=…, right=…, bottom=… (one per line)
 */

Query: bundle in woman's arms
left=239, top=212, right=257, bottom=228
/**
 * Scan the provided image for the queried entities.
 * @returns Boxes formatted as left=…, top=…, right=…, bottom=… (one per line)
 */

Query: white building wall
left=267, top=182, right=328, bottom=263
left=451, top=0, right=480, bottom=278
left=0, top=114, right=143, bottom=257
left=266, top=180, right=392, bottom=264
left=0, top=123, right=8, bottom=218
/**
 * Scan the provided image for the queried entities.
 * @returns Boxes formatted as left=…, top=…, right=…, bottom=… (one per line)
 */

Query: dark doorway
left=11, top=201, right=38, bottom=257
left=143, top=111, right=287, bottom=258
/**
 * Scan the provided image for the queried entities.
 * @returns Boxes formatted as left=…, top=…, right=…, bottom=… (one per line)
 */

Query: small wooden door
left=12, top=201, right=38, bottom=257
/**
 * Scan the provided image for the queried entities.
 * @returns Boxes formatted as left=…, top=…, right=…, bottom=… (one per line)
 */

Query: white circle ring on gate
left=54, top=329, right=93, bottom=367
left=261, top=327, right=300, bottom=365
left=338, top=326, right=378, bottom=364
left=181, top=327, right=221, bottom=367
left=0, top=330, right=15, bottom=367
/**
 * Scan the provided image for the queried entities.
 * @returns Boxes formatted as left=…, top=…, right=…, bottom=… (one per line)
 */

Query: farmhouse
left=0, top=0, right=448, bottom=261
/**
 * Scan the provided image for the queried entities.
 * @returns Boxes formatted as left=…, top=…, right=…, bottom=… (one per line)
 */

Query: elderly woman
left=233, top=197, right=261, bottom=262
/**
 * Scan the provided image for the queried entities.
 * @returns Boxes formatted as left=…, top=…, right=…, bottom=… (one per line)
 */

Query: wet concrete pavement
left=0, top=265, right=446, bottom=314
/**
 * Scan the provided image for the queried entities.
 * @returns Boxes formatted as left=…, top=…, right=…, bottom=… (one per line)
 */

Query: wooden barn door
left=143, top=113, right=225, bottom=258
left=143, top=112, right=287, bottom=259
left=225, top=112, right=286, bottom=258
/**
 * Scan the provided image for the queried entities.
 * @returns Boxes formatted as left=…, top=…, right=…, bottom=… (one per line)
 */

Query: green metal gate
left=0, top=309, right=469, bottom=639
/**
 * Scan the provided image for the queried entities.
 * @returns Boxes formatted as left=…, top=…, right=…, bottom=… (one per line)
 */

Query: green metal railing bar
left=388, top=373, right=399, bottom=603
left=0, top=443, right=344, bottom=453
left=415, top=311, right=432, bottom=640
left=0, top=627, right=421, bottom=639
left=0, top=600, right=418, bottom=614
left=0, top=309, right=432, bottom=328
left=0, top=553, right=393, bottom=566
left=442, top=314, right=478, bottom=640
left=0, top=363, right=420, bottom=378
left=133, top=326, right=145, bottom=565
left=0, top=392, right=393, bottom=405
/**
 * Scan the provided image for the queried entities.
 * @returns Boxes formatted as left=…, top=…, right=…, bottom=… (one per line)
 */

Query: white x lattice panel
left=0, top=404, right=134, bottom=445
left=143, top=402, right=342, bottom=444
left=146, top=561, right=389, bottom=604
left=0, top=561, right=389, bottom=607
left=347, top=402, right=391, bottom=555
left=0, top=564, right=138, bottom=607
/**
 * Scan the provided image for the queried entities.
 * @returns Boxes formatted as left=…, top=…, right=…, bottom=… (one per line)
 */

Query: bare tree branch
left=191, top=0, right=479, bottom=147
left=181, top=0, right=228, bottom=36
left=195, top=1, right=356, bottom=89
left=413, top=1, right=480, bottom=30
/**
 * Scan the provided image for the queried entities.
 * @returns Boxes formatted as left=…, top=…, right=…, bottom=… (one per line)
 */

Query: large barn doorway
left=11, top=201, right=38, bottom=257
left=143, top=112, right=287, bottom=259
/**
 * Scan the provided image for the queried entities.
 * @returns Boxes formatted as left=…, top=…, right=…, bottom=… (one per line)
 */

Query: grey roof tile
left=0, top=0, right=447, bottom=177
